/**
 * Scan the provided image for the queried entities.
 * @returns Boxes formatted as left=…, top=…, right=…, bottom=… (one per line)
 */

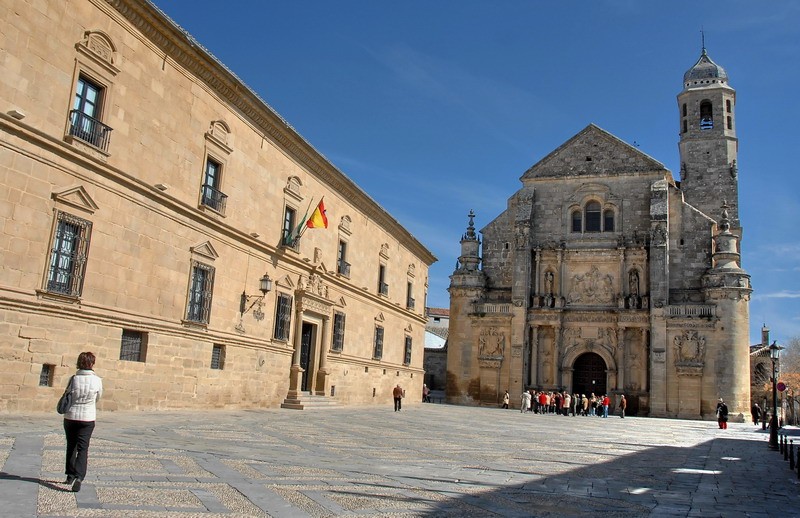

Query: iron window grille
left=47, top=211, right=92, bottom=297
left=120, top=330, right=146, bottom=362
left=332, top=312, right=346, bottom=352
left=211, top=344, right=225, bottom=370
left=373, top=326, right=384, bottom=360
left=200, top=183, right=228, bottom=213
left=39, top=364, right=54, bottom=387
left=274, top=293, right=293, bottom=341
left=186, top=261, right=215, bottom=324
left=404, top=336, right=412, bottom=365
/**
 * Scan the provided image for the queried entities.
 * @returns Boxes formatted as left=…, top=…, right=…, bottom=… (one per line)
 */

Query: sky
left=154, top=1, right=800, bottom=345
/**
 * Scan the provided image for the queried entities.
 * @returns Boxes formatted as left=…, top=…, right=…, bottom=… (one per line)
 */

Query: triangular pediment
left=375, top=312, right=385, bottom=323
left=51, top=185, right=99, bottom=214
left=190, top=241, right=219, bottom=260
left=277, top=275, right=295, bottom=290
left=521, top=124, right=669, bottom=180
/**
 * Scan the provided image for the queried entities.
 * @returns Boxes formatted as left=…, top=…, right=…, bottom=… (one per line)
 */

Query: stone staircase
left=280, top=392, right=340, bottom=410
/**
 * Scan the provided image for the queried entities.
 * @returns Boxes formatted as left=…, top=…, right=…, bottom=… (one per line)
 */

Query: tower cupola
left=683, top=48, right=729, bottom=90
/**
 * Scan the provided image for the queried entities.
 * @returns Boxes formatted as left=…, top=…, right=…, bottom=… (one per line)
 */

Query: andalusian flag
left=306, top=199, right=328, bottom=229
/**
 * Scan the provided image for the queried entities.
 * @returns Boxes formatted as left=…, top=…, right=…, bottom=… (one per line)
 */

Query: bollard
left=790, top=440, right=795, bottom=471
left=785, top=436, right=790, bottom=461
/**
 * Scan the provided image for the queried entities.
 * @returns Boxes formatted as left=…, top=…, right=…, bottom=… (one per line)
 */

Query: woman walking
left=63, top=352, right=103, bottom=492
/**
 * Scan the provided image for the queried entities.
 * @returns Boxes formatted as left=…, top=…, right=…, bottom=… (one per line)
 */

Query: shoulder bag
left=56, top=376, right=75, bottom=415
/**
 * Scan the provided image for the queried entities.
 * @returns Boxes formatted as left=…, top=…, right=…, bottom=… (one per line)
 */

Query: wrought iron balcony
left=407, top=297, right=415, bottom=310
left=281, top=230, right=300, bottom=250
left=200, top=184, right=227, bottom=214
left=68, top=109, right=112, bottom=152
left=379, top=282, right=389, bottom=296
left=337, top=260, right=351, bottom=277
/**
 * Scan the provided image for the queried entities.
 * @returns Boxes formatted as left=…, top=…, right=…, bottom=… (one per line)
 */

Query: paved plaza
left=1, top=403, right=799, bottom=517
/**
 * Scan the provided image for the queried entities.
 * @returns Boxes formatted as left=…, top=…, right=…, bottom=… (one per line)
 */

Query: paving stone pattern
left=1, top=405, right=799, bottom=517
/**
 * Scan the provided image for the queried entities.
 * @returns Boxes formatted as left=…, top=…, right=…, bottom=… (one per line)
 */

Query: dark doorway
left=572, top=352, right=607, bottom=396
left=300, top=322, right=314, bottom=392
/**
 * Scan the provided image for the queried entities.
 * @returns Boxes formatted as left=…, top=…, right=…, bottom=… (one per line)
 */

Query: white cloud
left=752, top=290, right=800, bottom=301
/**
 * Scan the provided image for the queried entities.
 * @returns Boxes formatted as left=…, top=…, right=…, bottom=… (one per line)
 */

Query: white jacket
left=63, top=369, right=103, bottom=422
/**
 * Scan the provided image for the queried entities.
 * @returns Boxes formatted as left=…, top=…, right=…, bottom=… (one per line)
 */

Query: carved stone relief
left=478, top=327, right=505, bottom=358
left=567, top=266, right=614, bottom=305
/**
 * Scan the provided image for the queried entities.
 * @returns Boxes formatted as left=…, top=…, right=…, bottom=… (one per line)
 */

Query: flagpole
left=296, top=197, right=314, bottom=239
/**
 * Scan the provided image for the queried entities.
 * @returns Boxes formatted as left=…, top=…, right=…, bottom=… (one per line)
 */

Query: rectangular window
left=378, top=264, right=388, bottom=296
left=332, top=312, right=346, bottom=352
left=69, top=75, right=111, bottom=151
left=406, top=281, right=415, bottom=309
left=120, top=329, right=147, bottom=362
left=47, top=211, right=92, bottom=297
left=373, top=326, right=384, bottom=360
left=200, top=157, right=227, bottom=213
left=39, top=364, right=55, bottom=387
left=211, top=344, right=225, bottom=370
left=337, top=240, right=350, bottom=277
left=274, top=293, right=293, bottom=341
left=404, top=336, right=412, bottom=365
left=282, top=207, right=296, bottom=247
left=186, top=262, right=215, bottom=324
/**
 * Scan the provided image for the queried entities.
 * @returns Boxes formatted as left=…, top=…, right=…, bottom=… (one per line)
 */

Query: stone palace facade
left=0, top=0, right=435, bottom=412
left=447, top=48, right=751, bottom=420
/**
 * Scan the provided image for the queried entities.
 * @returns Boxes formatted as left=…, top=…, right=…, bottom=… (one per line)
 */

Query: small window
left=373, top=326, right=384, bottom=360
left=406, top=281, right=415, bottom=309
left=69, top=75, right=111, bottom=151
left=332, top=312, right=346, bottom=352
left=337, top=240, right=350, bottom=277
left=404, top=336, right=412, bottom=365
left=433, top=317, right=441, bottom=323
left=274, top=293, right=293, bottom=341
left=682, top=103, right=687, bottom=117
left=571, top=210, right=582, bottom=233
left=47, top=211, right=92, bottom=297
left=200, top=157, right=227, bottom=213
left=603, top=210, right=615, bottom=232
left=585, top=202, right=601, bottom=232
left=186, top=261, right=215, bottom=324
left=726, top=99, right=732, bottom=113
left=39, top=364, right=55, bottom=387
left=682, top=120, right=687, bottom=134
left=211, top=344, right=225, bottom=370
left=120, top=329, right=147, bottom=362
left=378, top=264, right=388, bottom=296
left=727, top=116, right=732, bottom=130
left=282, top=207, right=296, bottom=247
left=700, top=100, right=713, bottom=130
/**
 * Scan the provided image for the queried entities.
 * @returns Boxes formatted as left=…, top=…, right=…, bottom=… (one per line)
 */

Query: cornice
left=104, top=0, right=435, bottom=264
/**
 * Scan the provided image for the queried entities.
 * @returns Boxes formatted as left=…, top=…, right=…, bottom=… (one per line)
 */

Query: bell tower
left=677, top=45, right=740, bottom=228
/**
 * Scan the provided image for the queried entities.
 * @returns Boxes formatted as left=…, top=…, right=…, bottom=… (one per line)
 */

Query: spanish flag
left=306, top=199, right=328, bottom=229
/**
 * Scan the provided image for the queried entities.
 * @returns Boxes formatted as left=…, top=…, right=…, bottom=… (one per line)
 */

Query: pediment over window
left=190, top=241, right=219, bottom=261
left=338, top=296, right=347, bottom=307
left=375, top=312, right=385, bottom=322
left=75, top=30, right=119, bottom=75
left=276, top=275, right=296, bottom=290
left=51, top=185, right=99, bottom=214
left=205, top=120, right=233, bottom=154
left=284, top=176, right=303, bottom=202
left=339, top=215, right=352, bottom=236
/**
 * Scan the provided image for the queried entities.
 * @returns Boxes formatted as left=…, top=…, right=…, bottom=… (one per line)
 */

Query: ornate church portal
left=447, top=47, right=752, bottom=421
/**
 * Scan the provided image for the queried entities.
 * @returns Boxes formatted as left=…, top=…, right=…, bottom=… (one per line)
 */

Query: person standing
left=602, top=394, right=610, bottom=418
left=750, top=403, right=761, bottom=426
left=520, top=390, right=531, bottom=413
left=62, top=351, right=103, bottom=493
left=422, top=384, right=431, bottom=403
left=619, top=394, right=627, bottom=419
left=393, top=384, right=405, bottom=411
left=502, top=390, right=510, bottom=409
left=716, top=398, right=729, bottom=429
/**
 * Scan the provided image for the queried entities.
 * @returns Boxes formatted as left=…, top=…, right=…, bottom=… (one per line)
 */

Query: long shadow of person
left=0, top=471, right=72, bottom=491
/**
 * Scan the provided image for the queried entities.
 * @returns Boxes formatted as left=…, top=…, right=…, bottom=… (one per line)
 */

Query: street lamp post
left=768, top=341, right=781, bottom=450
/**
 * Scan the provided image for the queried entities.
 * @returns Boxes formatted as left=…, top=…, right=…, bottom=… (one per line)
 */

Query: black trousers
left=394, top=397, right=402, bottom=411
left=64, top=419, right=95, bottom=481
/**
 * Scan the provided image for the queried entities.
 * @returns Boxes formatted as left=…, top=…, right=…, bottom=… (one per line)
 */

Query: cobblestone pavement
left=1, top=404, right=799, bottom=517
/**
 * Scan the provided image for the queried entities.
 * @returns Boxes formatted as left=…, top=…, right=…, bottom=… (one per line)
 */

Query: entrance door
left=300, top=322, right=314, bottom=392
left=572, top=352, right=607, bottom=396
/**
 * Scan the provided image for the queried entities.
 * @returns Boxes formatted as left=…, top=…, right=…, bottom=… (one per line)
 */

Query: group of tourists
left=509, top=390, right=627, bottom=418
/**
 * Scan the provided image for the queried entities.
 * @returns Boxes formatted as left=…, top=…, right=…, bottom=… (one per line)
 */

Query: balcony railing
left=200, top=184, right=228, bottom=214
left=472, top=303, right=512, bottom=314
left=68, top=109, right=112, bottom=152
left=667, top=304, right=715, bottom=318
left=281, top=230, right=300, bottom=250
left=337, top=260, right=351, bottom=277
left=379, top=282, right=389, bottom=296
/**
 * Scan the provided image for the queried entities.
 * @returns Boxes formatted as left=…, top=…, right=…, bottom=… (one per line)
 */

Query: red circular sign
left=777, top=382, right=787, bottom=392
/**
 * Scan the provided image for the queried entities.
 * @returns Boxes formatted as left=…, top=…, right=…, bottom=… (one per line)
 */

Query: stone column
left=616, top=326, right=626, bottom=390
left=315, top=316, right=331, bottom=396
left=530, top=325, right=539, bottom=388
left=287, top=309, right=305, bottom=400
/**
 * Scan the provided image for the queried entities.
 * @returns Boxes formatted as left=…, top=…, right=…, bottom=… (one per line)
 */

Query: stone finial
left=463, top=209, right=477, bottom=241
left=719, top=201, right=730, bottom=233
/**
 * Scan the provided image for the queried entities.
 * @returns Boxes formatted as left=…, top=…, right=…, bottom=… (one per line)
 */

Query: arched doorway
left=572, top=352, right=607, bottom=396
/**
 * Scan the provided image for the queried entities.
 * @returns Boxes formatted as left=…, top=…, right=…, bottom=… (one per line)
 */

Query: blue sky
left=155, top=1, right=800, bottom=345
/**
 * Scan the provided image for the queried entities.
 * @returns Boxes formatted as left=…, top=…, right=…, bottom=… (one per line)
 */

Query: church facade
left=447, top=49, right=751, bottom=420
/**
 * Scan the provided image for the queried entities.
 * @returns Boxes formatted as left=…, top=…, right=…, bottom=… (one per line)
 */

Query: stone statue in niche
left=543, top=271, right=555, bottom=308
left=627, top=269, right=641, bottom=309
